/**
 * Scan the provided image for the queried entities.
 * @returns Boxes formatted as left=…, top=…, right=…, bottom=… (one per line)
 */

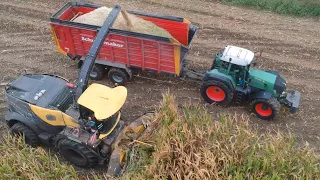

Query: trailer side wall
left=50, top=2, right=197, bottom=76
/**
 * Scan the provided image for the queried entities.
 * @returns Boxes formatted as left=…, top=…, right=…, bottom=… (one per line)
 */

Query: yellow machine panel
left=29, top=104, right=79, bottom=127
left=77, top=84, right=127, bottom=121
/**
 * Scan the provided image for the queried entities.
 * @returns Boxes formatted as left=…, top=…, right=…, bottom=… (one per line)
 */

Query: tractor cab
left=212, top=45, right=255, bottom=87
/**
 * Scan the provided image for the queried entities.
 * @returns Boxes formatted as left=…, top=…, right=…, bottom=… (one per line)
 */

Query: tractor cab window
left=230, top=64, right=247, bottom=86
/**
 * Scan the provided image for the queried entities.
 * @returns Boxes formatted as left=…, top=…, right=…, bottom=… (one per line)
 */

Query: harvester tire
left=10, top=122, right=40, bottom=147
left=200, top=80, right=233, bottom=106
left=250, top=98, right=280, bottom=120
left=58, top=139, right=98, bottom=168
left=89, top=64, right=105, bottom=80
left=108, top=68, right=128, bottom=86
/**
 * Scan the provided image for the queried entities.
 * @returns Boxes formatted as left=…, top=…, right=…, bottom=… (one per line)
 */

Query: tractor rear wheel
left=250, top=98, right=280, bottom=120
left=89, top=64, right=105, bottom=80
left=58, top=139, right=98, bottom=168
left=200, top=80, right=233, bottom=106
left=10, top=122, right=40, bottom=147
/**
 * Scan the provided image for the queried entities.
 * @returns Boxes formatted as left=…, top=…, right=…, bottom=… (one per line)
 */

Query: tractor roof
left=77, top=83, right=127, bottom=121
left=220, top=45, right=254, bottom=66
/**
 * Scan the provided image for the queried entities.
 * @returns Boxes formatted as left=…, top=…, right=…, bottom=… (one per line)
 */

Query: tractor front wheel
left=250, top=98, right=280, bottom=120
left=200, top=80, right=233, bottom=106
left=58, top=139, right=98, bottom=168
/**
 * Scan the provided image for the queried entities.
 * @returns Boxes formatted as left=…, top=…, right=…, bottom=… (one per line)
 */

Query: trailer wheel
left=58, top=139, right=98, bottom=168
left=108, top=68, right=128, bottom=86
left=250, top=98, right=280, bottom=120
left=89, top=64, right=105, bottom=80
left=200, top=80, right=233, bottom=106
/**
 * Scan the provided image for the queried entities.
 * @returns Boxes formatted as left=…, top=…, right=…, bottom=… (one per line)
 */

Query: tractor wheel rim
left=255, top=103, right=273, bottom=117
left=206, top=86, right=226, bottom=102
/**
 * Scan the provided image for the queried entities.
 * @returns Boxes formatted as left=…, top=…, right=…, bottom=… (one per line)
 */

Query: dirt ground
left=0, top=0, right=319, bottom=156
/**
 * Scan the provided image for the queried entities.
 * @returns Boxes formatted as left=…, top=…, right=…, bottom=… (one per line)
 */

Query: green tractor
left=200, top=45, right=301, bottom=120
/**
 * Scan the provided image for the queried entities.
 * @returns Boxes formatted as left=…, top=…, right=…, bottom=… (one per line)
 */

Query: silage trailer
left=50, top=2, right=199, bottom=85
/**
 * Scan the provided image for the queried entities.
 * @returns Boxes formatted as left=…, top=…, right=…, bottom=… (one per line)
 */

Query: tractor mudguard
left=5, top=111, right=42, bottom=135
left=249, top=91, right=273, bottom=101
left=203, top=69, right=236, bottom=90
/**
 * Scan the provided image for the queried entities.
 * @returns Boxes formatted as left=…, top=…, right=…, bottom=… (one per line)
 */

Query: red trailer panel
left=50, top=2, right=198, bottom=76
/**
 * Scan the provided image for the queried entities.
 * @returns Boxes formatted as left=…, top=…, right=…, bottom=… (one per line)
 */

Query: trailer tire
left=200, top=80, right=233, bottom=106
left=89, top=64, right=105, bottom=80
left=108, top=68, right=129, bottom=86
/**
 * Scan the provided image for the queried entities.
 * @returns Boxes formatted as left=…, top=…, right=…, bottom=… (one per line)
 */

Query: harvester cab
left=201, top=45, right=301, bottom=120
left=4, top=5, right=153, bottom=177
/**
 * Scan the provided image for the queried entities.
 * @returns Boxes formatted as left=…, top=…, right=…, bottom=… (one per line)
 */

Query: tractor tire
left=250, top=98, right=280, bottom=120
left=58, top=139, right=98, bottom=168
left=10, top=122, right=40, bottom=147
left=200, top=80, right=233, bottom=106
left=89, top=64, right=105, bottom=80
left=108, top=68, right=129, bottom=86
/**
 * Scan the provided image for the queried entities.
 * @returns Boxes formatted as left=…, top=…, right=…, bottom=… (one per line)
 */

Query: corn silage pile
left=73, top=7, right=173, bottom=38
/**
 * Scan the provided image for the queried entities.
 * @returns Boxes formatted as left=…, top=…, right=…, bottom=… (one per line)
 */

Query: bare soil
left=0, top=0, right=319, bottom=157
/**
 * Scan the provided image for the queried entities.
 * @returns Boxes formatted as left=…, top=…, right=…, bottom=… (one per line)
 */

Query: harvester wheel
left=10, top=122, right=40, bottom=147
left=200, top=80, right=233, bottom=106
left=250, top=98, right=280, bottom=120
left=58, top=139, right=98, bottom=168
left=89, top=64, right=105, bottom=80
left=108, top=68, right=128, bottom=86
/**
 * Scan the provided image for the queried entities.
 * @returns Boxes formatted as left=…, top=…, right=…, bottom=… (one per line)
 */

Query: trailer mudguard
left=249, top=91, right=273, bottom=101
left=5, top=111, right=42, bottom=135
left=203, top=69, right=236, bottom=91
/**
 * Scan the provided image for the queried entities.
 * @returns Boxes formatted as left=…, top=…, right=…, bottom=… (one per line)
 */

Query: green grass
left=220, top=0, right=320, bottom=17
